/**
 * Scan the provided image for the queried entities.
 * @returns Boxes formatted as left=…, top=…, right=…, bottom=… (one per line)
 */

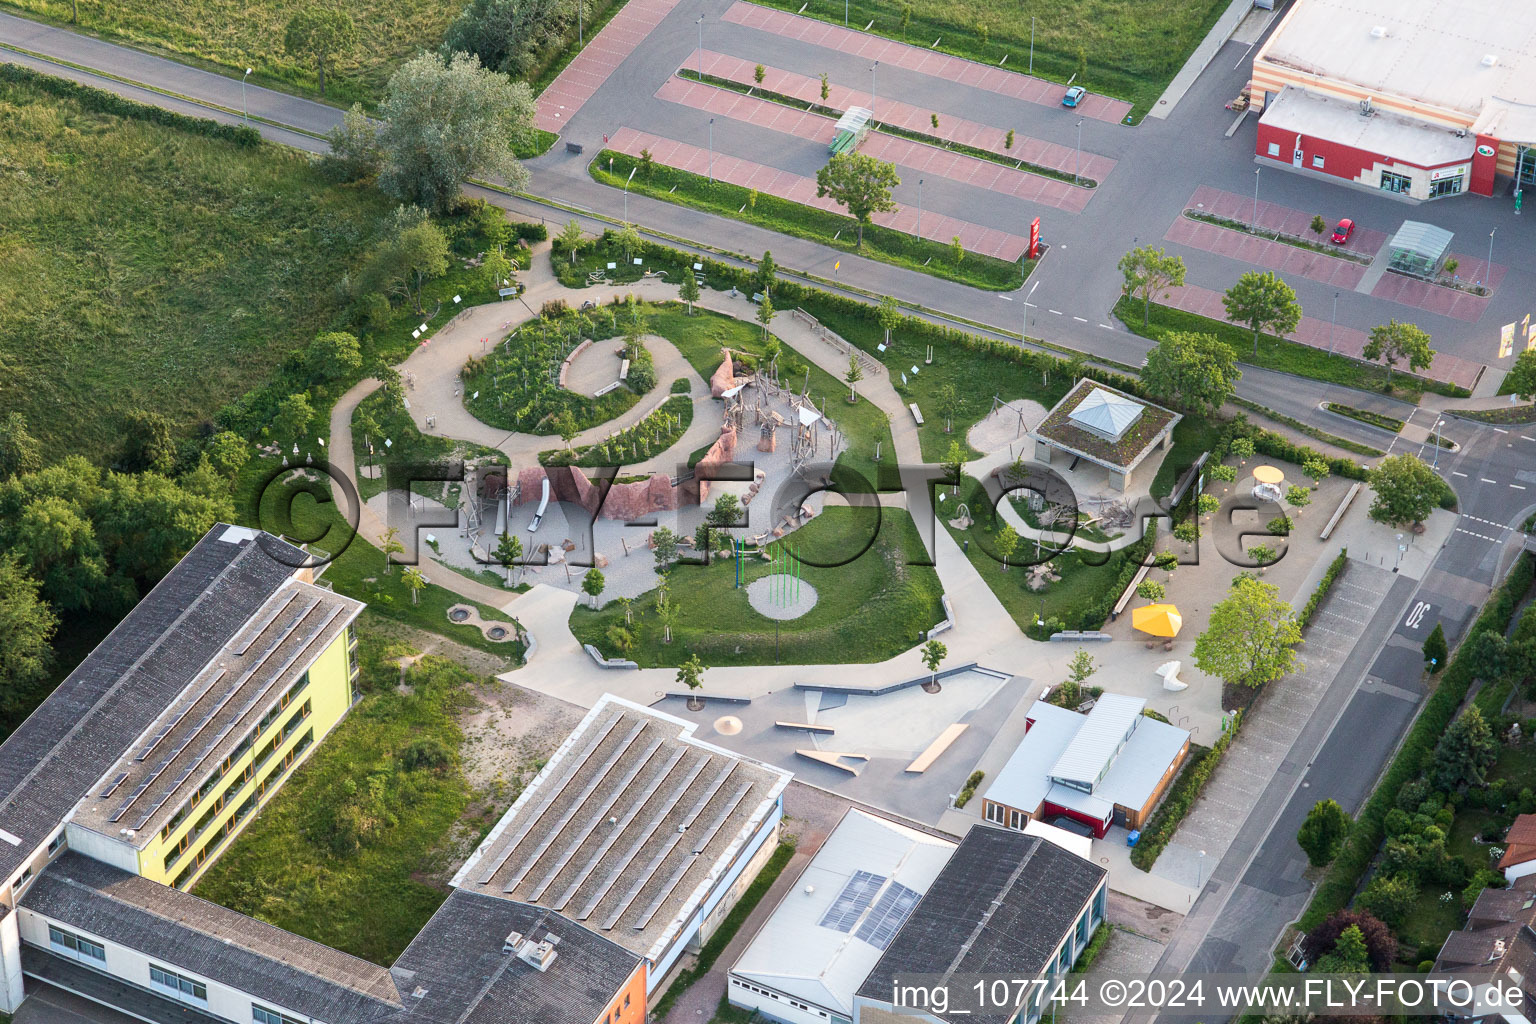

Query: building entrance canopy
left=1386, top=220, right=1453, bottom=278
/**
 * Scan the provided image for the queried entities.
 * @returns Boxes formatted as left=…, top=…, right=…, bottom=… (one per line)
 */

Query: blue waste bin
left=1126, top=830, right=1141, bottom=848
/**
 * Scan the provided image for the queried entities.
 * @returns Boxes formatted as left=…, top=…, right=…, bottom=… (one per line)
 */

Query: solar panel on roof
left=855, top=882, right=921, bottom=950
left=98, top=772, right=129, bottom=798
left=818, top=870, right=886, bottom=933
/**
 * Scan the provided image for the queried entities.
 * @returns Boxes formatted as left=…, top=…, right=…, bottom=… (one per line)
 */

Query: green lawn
left=746, top=0, right=1232, bottom=121
left=570, top=507, right=944, bottom=666
left=591, top=150, right=1027, bottom=291
left=193, top=618, right=480, bottom=965
left=540, top=395, right=693, bottom=467
left=351, top=389, right=503, bottom=502
left=0, top=71, right=392, bottom=462
left=1114, top=298, right=1471, bottom=401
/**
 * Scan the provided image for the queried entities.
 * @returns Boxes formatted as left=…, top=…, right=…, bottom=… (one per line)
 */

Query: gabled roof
left=857, top=826, right=1106, bottom=1023
left=730, top=809, right=956, bottom=1017
left=0, top=524, right=302, bottom=884
left=19, top=852, right=404, bottom=1022
left=389, top=889, right=641, bottom=1024
left=1049, top=694, right=1144, bottom=790
left=1498, top=814, right=1536, bottom=870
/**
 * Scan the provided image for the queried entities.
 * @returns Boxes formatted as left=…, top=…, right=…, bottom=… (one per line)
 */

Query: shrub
left=1130, top=718, right=1240, bottom=869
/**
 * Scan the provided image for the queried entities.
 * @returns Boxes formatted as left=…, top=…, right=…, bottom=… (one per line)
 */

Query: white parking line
left=1048, top=309, right=1063, bottom=315
left=1073, top=316, right=1088, bottom=322
left=1025, top=301, right=1037, bottom=308
left=1452, top=471, right=1468, bottom=477
left=1522, top=435, right=1534, bottom=442
left=1099, top=323, right=1114, bottom=330
left=1513, top=484, right=1527, bottom=490
left=1494, top=427, right=1509, bottom=434
left=1481, top=478, right=1497, bottom=484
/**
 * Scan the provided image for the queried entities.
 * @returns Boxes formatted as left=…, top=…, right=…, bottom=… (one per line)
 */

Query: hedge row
left=1130, top=720, right=1240, bottom=871
left=1301, top=548, right=1349, bottom=627
left=0, top=63, right=261, bottom=148
left=1296, top=551, right=1536, bottom=932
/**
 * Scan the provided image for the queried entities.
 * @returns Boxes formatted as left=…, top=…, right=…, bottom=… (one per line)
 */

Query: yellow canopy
left=1252, top=465, right=1285, bottom=485
left=1132, top=603, right=1183, bottom=638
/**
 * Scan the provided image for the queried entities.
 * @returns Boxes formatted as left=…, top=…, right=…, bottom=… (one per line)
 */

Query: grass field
left=570, top=507, right=944, bottom=666
left=749, top=0, right=1232, bottom=120
left=194, top=619, right=478, bottom=965
left=1114, top=298, right=1471, bottom=401
left=0, top=74, right=392, bottom=461
left=591, top=150, right=1026, bottom=291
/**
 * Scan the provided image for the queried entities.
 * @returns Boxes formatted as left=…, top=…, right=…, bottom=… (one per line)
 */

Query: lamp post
left=1025, top=278, right=1040, bottom=340
left=1328, top=291, right=1339, bottom=353
left=1393, top=533, right=1405, bottom=573
left=1197, top=850, right=1207, bottom=888
left=917, top=177, right=924, bottom=238
left=696, top=16, right=704, bottom=80
left=1029, top=16, right=1036, bottom=74
left=1432, top=418, right=1445, bottom=469
left=623, top=166, right=636, bottom=223
left=242, top=67, right=252, bottom=122
left=1074, top=118, right=1083, bottom=185
left=870, top=60, right=878, bottom=117
left=708, top=117, right=715, bottom=183
left=578, top=0, right=583, bottom=47
left=1486, top=227, right=1496, bottom=286
left=1251, top=167, right=1260, bottom=230
left=844, top=0, right=848, bottom=26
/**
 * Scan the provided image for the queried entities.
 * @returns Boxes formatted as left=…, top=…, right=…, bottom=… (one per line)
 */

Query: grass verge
left=570, top=507, right=945, bottom=666
left=650, top=841, right=796, bottom=1020
left=1114, top=297, right=1471, bottom=401
left=590, top=150, right=1026, bottom=291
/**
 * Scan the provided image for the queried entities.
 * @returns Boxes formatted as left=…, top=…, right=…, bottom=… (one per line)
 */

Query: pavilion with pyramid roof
left=1030, top=379, right=1181, bottom=492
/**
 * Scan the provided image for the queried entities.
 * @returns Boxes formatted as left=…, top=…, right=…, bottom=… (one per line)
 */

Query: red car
left=1330, top=218, right=1354, bottom=244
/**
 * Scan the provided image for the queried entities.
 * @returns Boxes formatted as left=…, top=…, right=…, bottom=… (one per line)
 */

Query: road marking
left=1025, top=301, right=1037, bottom=308
left=1452, top=471, right=1468, bottom=477
left=1099, top=323, right=1114, bottom=330
left=1494, top=427, right=1509, bottom=434
left=1522, top=435, right=1534, bottom=442
left=998, top=295, right=1013, bottom=301
left=1512, top=484, right=1527, bottom=490
left=1048, top=309, right=1063, bottom=315
left=1462, top=514, right=1509, bottom=530
left=1073, top=316, right=1088, bottom=322
left=1457, top=528, right=1501, bottom=542
left=1481, top=478, right=1497, bottom=484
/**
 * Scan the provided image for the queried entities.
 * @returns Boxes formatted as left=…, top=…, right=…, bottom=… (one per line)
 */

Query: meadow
left=0, top=71, right=389, bottom=461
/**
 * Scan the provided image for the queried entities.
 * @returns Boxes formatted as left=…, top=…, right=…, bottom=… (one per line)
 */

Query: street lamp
left=1197, top=850, right=1207, bottom=888
left=870, top=61, right=878, bottom=116
left=1073, top=118, right=1083, bottom=185
left=1486, top=227, right=1496, bottom=287
left=708, top=117, right=715, bottom=183
left=844, top=0, right=848, bottom=26
left=578, top=0, right=583, bottom=47
left=623, top=166, right=636, bottom=223
left=1251, top=167, right=1260, bottom=230
left=696, top=16, right=704, bottom=81
left=242, top=67, right=252, bottom=123
left=1328, top=291, right=1339, bottom=353
left=1029, top=16, right=1036, bottom=74
left=917, top=177, right=924, bottom=237
left=1025, top=278, right=1040, bottom=340
left=1394, top=533, right=1405, bottom=573
left=1432, top=418, right=1445, bottom=469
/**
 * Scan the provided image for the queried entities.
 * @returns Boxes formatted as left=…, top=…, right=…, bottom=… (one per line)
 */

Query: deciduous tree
left=377, top=52, right=534, bottom=214
left=559, top=219, right=585, bottom=264
left=306, top=331, right=363, bottom=383
left=582, top=568, right=605, bottom=608
left=1140, top=330, right=1240, bottom=417
left=676, top=653, right=706, bottom=690
left=1363, top=319, right=1435, bottom=381
left=118, top=410, right=177, bottom=474
left=815, top=152, right=899, bottom=248
left=323, top=103, right=381, bottom=182
left=402, top=567, right=427, bottom=604
left=1222, top=270, right=1301, bottom=355
left=0, top=412, right=42, bottom=481
left=1118, top=246, right=1186, bottom=327
left=921, top=638, right=947, bottom=684
left=1508, top=348, right=1536, bottom=402
left=284, top=10, right=357, bottom=97
left=1367, top=453, right=1439, bottom=527
left=844, top=353, right=863, bottom=402
left=0, top=554, right=57, bottom=723
left=679, top=271, right=700, bottom=315
left=1193, top=575, right=1302, bottom=688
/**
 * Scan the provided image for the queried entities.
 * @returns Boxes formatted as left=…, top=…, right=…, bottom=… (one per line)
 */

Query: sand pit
left=747, top=574, right=819, bottom=619
left=966, top=398, right=1048, bottom=454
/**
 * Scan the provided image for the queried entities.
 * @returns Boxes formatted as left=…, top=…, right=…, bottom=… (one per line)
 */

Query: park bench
left=618, top=359, right=630, bottom=380
left=909, top=403, right=924, bottom=425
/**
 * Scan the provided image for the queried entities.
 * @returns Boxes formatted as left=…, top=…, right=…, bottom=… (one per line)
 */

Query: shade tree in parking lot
left=1222, top=271, right=1301, bottom=355
left=1118, top=245, right=1186, bottom=328
left=1362, top=319, right=1434, bottom=382
left=815, top=152, right=900, bottom=249
left=1192, top=574, right=1302, bottom=689
left=1507, top=348, right=1536, bottom=402
left=377, top=51, right=535, bottom=214
left=1140, top=330, right=1240, bottom=418
left=1366, top=453, right=1440, bottom=528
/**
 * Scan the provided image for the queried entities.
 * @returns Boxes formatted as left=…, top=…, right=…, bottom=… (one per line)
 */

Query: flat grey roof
left=19, top=852, right=403, bottom=1022
left=72, top=579, right=362, bottom=844
left=1258, top=0, right=1536, bottom=120
left=0, top=525, right=303, bottom=885
left=1260, top=86, right=1477, bottom=168
left=452, top=696, right=791, bottom=963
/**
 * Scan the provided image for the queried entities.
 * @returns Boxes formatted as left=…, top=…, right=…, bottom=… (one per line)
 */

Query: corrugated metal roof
left=1048, top=694, right=1145, bottom=789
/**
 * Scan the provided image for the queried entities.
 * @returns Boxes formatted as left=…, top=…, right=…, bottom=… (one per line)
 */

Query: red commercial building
left=1250, top=0, right=1536, bottom=201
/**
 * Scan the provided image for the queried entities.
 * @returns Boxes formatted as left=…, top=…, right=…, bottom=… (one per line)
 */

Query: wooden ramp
left=795, top=749, right=867, bottom=776
left=775, top=721, right=834, bottom=734
left=905, top=723, right=969, bottom=773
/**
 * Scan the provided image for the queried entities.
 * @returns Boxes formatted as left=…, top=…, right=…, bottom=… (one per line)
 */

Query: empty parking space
left=535, top=0, right=684, bottom=134
left=722, top=2, right=1133, bottom=123
left=1371, top=259, right=1503, bottom=322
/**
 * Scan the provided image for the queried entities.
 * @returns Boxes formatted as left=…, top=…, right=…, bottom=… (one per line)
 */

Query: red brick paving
left=1369, top=253, right=1503, bottom=323
left=608, top=126, right=1031, bottom=260
left=1187, top=185, right=1389, bottom=254
left=658, top=76, right=1092, bottom=214
left=1161, top=283, right=1483, bottom=391
left=689, top=49, right=1116, bottom=185
left=722, top=2, right=1133, bottom=124
left=1164, top=215, right=1366, bottom=290
left=536, top=0, right=683, bottom=134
